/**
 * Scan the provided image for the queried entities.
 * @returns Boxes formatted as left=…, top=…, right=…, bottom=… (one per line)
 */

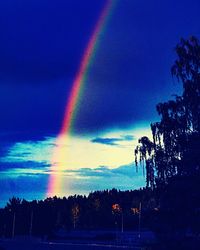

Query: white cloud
left=0, top=125, right=151, bottom=200
left=1, top=125, right=152, bottom=172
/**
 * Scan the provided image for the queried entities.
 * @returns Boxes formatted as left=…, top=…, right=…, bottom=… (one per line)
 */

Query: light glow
left=47, top=1, right=114, bottom=197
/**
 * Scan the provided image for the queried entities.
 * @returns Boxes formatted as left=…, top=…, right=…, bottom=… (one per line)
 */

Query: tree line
left=0, top=188, right=159, bottom=238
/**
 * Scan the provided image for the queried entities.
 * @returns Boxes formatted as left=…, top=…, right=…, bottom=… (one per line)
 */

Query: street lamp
left=131, top=202, right=142, bottom=239
left=121, top=211, right=124, bottom=233
left=29, top=210, right=33, bottom=237
left=11, top=211, right=16, bottom=239
left=112, top=204, right=124, bottom=233
left=138, top=202, right=142, bottom=239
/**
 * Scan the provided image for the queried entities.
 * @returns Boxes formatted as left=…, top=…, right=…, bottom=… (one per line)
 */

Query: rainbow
left=47, top=0, right=114, bottom=197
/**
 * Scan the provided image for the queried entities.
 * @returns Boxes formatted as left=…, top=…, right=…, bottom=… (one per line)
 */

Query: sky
left=0, top=0, right=200, bottom=207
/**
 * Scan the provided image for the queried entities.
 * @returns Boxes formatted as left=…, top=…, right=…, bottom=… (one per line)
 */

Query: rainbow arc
left=47, top=0, right=114, bottom=197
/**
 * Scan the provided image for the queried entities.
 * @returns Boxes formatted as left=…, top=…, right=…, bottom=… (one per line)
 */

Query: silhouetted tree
left=0, top=188, right=156, bottom=237
left=135, top=36, right=200, bottom=188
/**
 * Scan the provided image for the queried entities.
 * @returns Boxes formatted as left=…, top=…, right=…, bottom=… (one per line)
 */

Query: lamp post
left=121, top=211, right=124, bottom=233
left=29, top=211, right=33, bottom=237
left=12, top=212, right=16, bottom=239
left=112, top=204, right=123, bottom=240
left=138, top=202, right=141, bottom=239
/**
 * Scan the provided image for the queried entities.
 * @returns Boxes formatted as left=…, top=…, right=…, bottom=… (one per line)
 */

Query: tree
left=135, top=36, right=200, bottom=188
left=71, top=204, right=80, bottom=229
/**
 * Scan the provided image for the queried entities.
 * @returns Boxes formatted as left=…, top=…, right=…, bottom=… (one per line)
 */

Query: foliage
left=0, top=188, right=158, bottom=237
left=135, top=36, right=200, bottom=188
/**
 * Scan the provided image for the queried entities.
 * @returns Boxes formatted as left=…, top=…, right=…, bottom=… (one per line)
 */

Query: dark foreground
left=0, top=240, right=142, bottom=250
left=1, top=236, right=200, bottom=250
left=0, top=231, right=154, bottom=250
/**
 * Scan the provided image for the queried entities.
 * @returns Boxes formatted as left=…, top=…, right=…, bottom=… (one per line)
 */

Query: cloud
left=0, top=126, right=150, bottom=207
left=91, top=137, right=122, bottom=146
left=61, top=163, right=142, bottom=179
left=123, top=135, right=135, bottom=141
left=0, top=130, right=139, bottom=171
left=48, top=165, right=132, bottom=180
left=67, top=164, right=145, bottom=194
left=64, top=166, right=113, bottom=178
left=0, top=161, right=49, bottom=171
left=0, top=127, right=152, bottom=173
left=0, top=162, right=141, bottom=180
left=91, top=135, right=134, bottom=146
left=0, top=136, right=54, bottom=165
left=0, top=161, right=146, bottom=208
left=0, top=173, right=49, bottom=208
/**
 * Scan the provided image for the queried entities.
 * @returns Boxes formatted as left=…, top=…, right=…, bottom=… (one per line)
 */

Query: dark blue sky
left=0, top=0, right=200, bottom=205
left=0, top=0, right=199, bottom=136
